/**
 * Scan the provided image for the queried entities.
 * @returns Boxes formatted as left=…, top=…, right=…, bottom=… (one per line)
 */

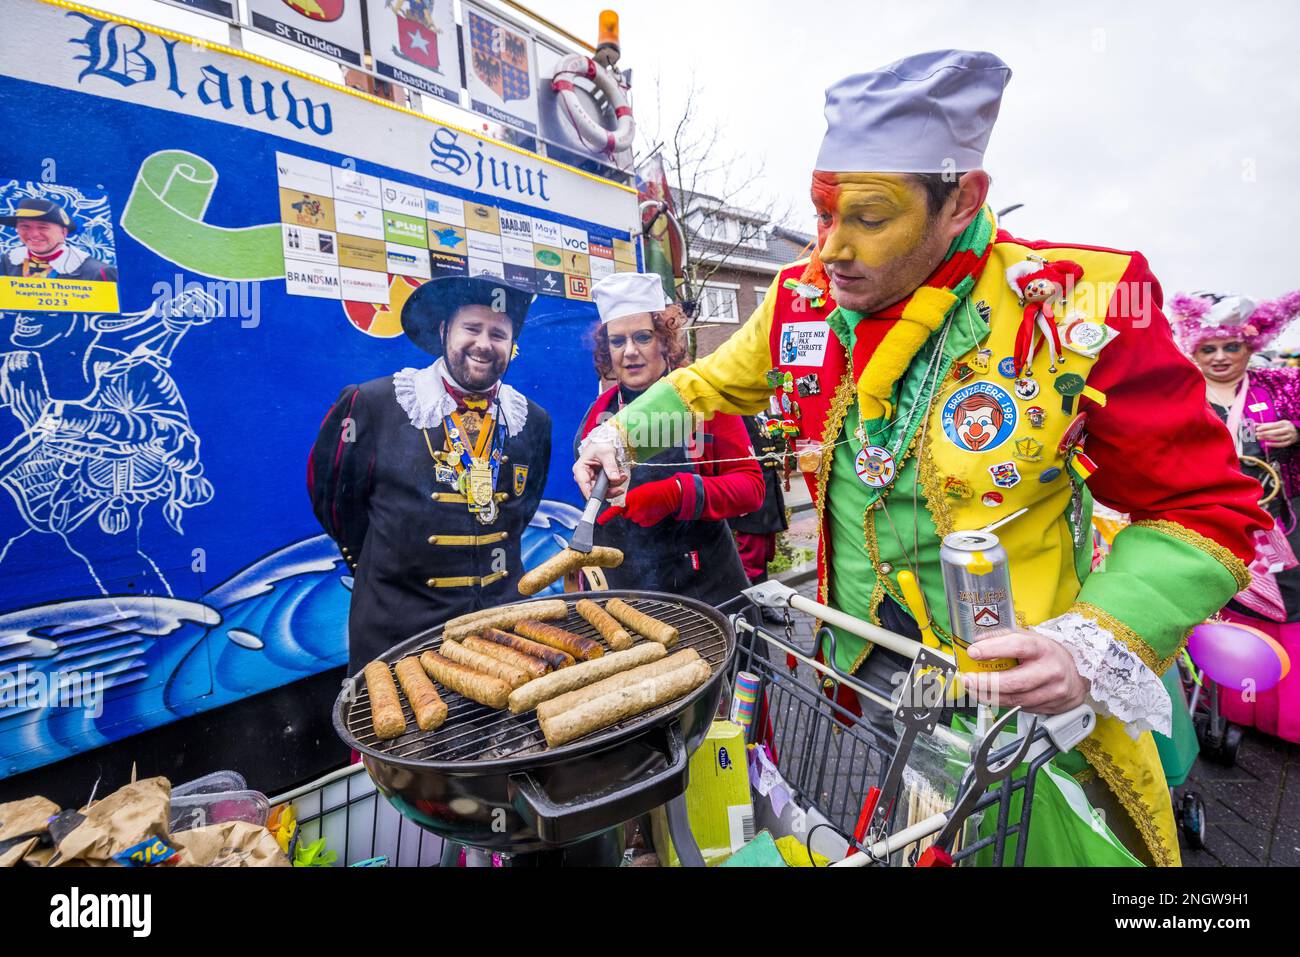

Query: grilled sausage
left=395, top=656, right=448, bottom=731
left=462, top=636, right=550, bottom=679
left=514, top=619, right=604, bottom=660
left=575, top=598, right=634, bottom=651
left=443, top=599, right=568, bottom=641
left=439, top=640, right=530, bottom=689
left=517, top=546, right=624, bottom=596
left=507, top=643, right=667, bottom=714
left=363, top=661, right=407, bottom=740
left=539, top=659, right=712, bottom=747
left=479, top=627, right=575, bottom=670
left=537, top=649, right=702, bottom=722
left=419, top=650, right=511, bottom=709
left=605, top=599, right=679, bottom=647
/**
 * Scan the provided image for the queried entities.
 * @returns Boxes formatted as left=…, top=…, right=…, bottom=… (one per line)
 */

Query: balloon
left=1256, top=634, right=1291, bottom=680
left=1188, top=622, right=1285, bottom=694
left=1221, top=621, right=1291, bottom=679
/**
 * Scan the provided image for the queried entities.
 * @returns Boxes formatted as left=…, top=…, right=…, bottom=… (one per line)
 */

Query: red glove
left=597, top=476, right=683, bottom=527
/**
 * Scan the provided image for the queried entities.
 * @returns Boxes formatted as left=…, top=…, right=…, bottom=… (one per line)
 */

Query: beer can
left=939, top=530, right=1019, bottom=672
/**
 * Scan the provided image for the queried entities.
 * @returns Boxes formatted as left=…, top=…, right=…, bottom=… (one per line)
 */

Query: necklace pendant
left=855, top=445, right=897, bottom=489
left=467, top=458, right=495, bottom=508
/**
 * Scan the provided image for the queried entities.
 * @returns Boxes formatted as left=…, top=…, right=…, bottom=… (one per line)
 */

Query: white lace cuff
left=1034, top=611, right=1172, bottom=739
left=579, top=422, right=630, bottom=470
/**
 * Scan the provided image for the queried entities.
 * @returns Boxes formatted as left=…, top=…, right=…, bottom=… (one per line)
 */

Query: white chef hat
left=591, top=272, right=667, bottom=324
left=815, top=50, right=1012, bottom=173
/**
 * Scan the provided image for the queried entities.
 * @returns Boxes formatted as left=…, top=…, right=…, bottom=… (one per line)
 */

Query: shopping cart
left=270, top=764, right=448, bottom=867
left=724, top=581, right=1098, bottom=866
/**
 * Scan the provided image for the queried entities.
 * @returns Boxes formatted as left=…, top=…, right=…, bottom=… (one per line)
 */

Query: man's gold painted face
left=811, top=171, right=938, bottom=313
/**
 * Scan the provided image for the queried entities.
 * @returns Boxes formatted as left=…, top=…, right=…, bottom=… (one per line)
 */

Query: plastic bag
left=947, top=714, right=1143, bottom=867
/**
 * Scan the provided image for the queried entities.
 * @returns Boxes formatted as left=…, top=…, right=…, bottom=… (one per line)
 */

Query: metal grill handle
left=507, top=721, right=689, bottom=845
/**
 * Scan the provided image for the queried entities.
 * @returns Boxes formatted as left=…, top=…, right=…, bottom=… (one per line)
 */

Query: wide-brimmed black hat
left=401, top=275, right=534, bottom=356
left=1, top=198, right=76, bottom=233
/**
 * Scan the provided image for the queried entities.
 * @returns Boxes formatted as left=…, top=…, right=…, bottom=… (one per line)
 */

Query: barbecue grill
left=333, top=591, right=735, bottom=859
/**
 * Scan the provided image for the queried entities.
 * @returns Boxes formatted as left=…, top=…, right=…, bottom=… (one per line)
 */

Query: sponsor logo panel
left=332, top=167, right=381, bottom=206
left=281, top=224, right=338, bottom=265
left=334, top=200, right=385, bottom=240
left=338, top=234, right=387, bottom=270
left=385, top=242, right=432, bottom=279
left=424, top=190, right=465, bottom=226
left=340, top=266, right=392, bottom=304
left=279, top=188, right=336, bottom=231
left=276, top=151, right=335, bottom=195
left=284, top=258, right=341, bottom=299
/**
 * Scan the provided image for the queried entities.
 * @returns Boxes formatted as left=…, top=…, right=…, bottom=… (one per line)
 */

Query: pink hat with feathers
left=1170, top=289, right=1300, bottom=353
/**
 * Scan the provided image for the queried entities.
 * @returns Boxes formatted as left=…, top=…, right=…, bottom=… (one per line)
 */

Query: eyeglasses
left=607, top=330, right=656, bottom=350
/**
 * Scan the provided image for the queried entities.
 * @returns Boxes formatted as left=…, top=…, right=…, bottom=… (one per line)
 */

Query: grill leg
left=665, top=795, right=706, bottom=867
left=439, top=840, right=463, bottom=868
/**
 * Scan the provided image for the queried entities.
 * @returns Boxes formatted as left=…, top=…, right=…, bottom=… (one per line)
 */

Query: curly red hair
left=591, top=304, right=690, bottom=381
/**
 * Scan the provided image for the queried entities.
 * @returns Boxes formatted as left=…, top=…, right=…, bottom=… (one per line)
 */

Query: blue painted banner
left=0, top=0, right=641, bottom=776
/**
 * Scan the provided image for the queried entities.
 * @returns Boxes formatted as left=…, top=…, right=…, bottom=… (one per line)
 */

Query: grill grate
left=342, top=594, right=731, bottom=763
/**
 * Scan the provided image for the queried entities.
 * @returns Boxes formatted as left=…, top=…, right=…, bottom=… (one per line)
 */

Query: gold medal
left=468, top=457, right=494, bottom=508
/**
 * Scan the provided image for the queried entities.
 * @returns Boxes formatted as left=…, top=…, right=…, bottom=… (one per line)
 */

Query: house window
left=700, top=285, right=740, bottom=323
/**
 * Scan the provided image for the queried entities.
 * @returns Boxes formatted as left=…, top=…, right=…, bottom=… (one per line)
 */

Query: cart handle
left=742, top=580, right=954, bottom=666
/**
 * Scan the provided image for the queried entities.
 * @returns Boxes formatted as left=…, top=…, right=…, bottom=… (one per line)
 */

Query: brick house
left=674, top=191, right=814, bottom=358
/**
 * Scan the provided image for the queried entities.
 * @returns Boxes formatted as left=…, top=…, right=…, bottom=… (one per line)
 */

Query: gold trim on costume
left=817, top=374, right=873, bottom=669
left=431, top=492, right=508, bottom=504
left=1130, top=519, right=1252, bottom=592
left=1076, top=736, right=1179, bottom=867
left=425, top=570, right=509, bottom=588
left=917, top=438, right=955, bottom=539
left=1070, top=600, right=1172, bottom=673
left=815, top=373, right=857, bottom=611
left=427, top=532, right=509, bottom=546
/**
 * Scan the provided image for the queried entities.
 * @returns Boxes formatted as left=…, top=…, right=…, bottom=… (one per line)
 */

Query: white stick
left=787, top=594, right=949, bottom=663
left=831, top=811, right=951, bottom=867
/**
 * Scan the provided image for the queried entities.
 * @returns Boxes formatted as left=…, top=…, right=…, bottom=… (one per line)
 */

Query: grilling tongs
left=569, top=470, right=610, bottom=554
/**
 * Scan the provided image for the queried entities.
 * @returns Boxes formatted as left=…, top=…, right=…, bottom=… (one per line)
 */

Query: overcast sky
left=69, top=1, right=1300, bottom=341
left=531, top=1, right=1300, bottom=305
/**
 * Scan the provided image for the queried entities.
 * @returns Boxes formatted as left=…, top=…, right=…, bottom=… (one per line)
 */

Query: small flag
left=1067, top=449, right=1097, bottom=483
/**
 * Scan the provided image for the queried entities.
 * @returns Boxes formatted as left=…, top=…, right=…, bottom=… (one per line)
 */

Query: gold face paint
left=811, top=171, right=929, bottom=269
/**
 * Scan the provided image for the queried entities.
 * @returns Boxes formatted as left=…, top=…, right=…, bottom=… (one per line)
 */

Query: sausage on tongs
left=517, top=546, right=624, bottom=596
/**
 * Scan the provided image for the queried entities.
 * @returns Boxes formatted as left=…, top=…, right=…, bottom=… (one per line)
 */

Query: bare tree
left=638, top=74, right=794, bottom=329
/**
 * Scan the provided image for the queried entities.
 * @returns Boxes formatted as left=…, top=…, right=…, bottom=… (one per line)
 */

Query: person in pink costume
left=1174, top=289, right=1300, bottom=743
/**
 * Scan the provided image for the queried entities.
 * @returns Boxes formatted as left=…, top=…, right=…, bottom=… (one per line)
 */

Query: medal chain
left=875, top=314, right=956, bottom=583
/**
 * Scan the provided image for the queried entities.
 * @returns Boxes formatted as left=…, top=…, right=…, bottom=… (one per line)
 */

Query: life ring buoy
left=551, top=53, right=635, bottom=155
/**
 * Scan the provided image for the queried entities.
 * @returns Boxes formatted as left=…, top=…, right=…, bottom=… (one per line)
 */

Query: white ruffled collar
left=392, top=357, right=529, bottom=437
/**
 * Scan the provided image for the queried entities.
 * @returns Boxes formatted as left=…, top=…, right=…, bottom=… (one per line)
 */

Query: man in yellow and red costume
left=576, top=50, right=1269, bottom=865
